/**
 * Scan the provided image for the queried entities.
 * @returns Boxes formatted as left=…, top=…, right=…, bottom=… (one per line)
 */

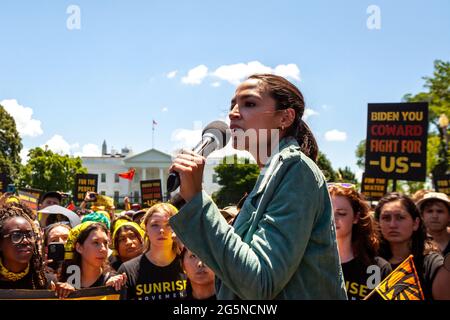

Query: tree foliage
left=212, top=155, right=260, bottom=208
left=17, top=147, right=87, bottom=193
left=0, top=104, right=22, bottom=181
left=317, top=152, right=337, bottom=182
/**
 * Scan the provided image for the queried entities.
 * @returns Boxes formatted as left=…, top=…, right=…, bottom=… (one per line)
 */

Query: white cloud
left=167, top=70, right=177, bottom=79
left=42, top=134, right=100, bottom=157
left=181, top=65, right=208, bottom=85
left=324, top=129, right=348, bottom=142
left=162, top=107, right=169, bottom=112
left=0, top=99, right=43, bottom=137
left=74, top=144, right=101, bottom=157
left=211, top=82, right=221, bottom=87
left=42, top=135, right=74, bottom=155
left=20, top=147, right=30, bottom=165
left=303, top=108, right=319, bottom=120
left=171, top=128, right=202, bottom=151
left=273, top=64, right=301, bottom=81
left=211, top=61, right=301, bottom=85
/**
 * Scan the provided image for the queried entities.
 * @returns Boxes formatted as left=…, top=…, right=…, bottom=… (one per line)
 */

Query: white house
left=81, top=141, right=226, bottom=203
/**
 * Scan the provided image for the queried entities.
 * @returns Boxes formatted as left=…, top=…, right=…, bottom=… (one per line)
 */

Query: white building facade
left=81, top=142, right=224, bottom=204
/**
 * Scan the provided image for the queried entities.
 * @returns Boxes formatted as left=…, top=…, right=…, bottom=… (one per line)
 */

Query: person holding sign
left=328, top=183, right=392, bottom=300
left=375, top=193, right=450, bottom=300
left=0, top=204, right=53, bottom=290
left=168, top=74, right=347, bottom=299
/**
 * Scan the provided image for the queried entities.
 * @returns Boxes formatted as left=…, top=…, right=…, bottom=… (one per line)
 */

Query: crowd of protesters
left=0, top=74, right=448, bottom=300
left=0, top=185, right=448, bottom=300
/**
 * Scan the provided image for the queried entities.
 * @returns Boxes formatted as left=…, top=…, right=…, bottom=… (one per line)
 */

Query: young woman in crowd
left=118, top=203, right=187, bottom=301
left=168, top=74, right=347, bottom=299
left=53, top=221, right=126, bottom=298
left=181, top=247, right=215, bottom=300
left=43, top=223, right=71, bottom=272
left=328, top=183, right=392, bottom=300
left=375, top=192, right=450, bottom=300
left=109, top=219, right=144, bottom=271
left=0, top=204, right=52, bottom=289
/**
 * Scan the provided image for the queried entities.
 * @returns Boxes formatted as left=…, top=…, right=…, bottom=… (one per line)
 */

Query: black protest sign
left=0, top=286, right=121, bottom=300
left=17, top=188, right=42, bottom=211
left=365, top=103, right=428, bottom=181
left=433, top=174, right=450, bottom=196
left=0, top=173, right=8, bottom=193
left=361, top=173, right=388, bottom=200
left=74, top=174, right=98, bottom=202
left=140, top=179, right=163, bottom=207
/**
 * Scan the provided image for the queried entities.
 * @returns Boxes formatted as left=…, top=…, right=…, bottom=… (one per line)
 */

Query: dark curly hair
left=0, top=204, right=47, bottom=289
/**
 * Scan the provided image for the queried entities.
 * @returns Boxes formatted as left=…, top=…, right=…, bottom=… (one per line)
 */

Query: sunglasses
left=2, top=230, right=37, bottom=245
left=327, top=182, right=357, bottom=190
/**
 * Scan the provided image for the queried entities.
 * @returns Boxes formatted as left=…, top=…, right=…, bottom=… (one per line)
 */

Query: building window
left=101, top=173, right=106, bottom=183
left=212, top=174, right=218, bottom=183
left=114, top=191, right=120, bottom=204
left=100, top=191, right=106, bottom=196
left=114, top=173, right=119, bottom=183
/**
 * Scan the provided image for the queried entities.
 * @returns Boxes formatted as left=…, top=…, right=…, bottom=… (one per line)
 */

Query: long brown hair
left=60, top=223, right=112, bottom=282
left=248, top=74, right=318, bottom=162
left=328, top=185, right=379, bottom=266
left=142, top=203, right=180, bottom=254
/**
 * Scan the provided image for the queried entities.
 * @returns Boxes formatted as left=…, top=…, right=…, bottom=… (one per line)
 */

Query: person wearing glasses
left=328, top=183, right=392, bottom=300
left=168, top=74, right=347, bottom=300
left=0, top=204, right=52, bottom=289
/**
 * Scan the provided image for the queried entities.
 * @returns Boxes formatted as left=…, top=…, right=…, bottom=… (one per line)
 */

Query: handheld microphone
left=167, top=120, right=230, bottom=194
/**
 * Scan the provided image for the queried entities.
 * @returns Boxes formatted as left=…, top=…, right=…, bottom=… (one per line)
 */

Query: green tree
left=0, top=104, right=22, bottom=181
left=17, top=147, right=87, bottom=193
left=212, top=155, right=260, bottom=208
left=336, top=166, right=357, bottom=184
left=317, top=152, right=337, bottom=182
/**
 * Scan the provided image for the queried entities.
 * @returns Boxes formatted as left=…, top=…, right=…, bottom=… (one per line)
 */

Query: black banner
left=0, top=173, right=8, bottom=194
left=365, top=102, right=428, bottom=181
left=74, top=174, right=98, bottom=202
left=140, top=179, right=163, bottom=207
left=361, top=173, right=388, bottom=201
left=17, top=188, right=42, bottom=211
left=0, top=286, right=120, bottom=300
left=433, top=174, right=450, bottom=196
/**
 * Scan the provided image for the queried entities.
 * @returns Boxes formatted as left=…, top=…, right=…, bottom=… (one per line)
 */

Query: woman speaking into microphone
left=169, top=74, right=347, bottom=300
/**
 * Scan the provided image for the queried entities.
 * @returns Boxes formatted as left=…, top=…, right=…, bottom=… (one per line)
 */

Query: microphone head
left=202, top=120, right=230, bottom=149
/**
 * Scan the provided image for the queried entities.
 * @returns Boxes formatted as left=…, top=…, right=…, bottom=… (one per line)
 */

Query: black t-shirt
left=443, top=241, right=450, bottom=257
left=390, top=252, right=443, bottom=301
left=118, top=253, right=187, bottom=301
left=0, top=271, right=55, bottom=290
left=185, top=281, right=216, bottom=301
left=342, top=256, right=392, bottom=300
left=87, top=272, right=114, bottom=288
left=109, top=255, right=123, bottom=271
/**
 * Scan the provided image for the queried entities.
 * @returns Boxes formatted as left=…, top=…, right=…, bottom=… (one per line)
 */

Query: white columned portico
left=142, top=168, right=146, bottom=181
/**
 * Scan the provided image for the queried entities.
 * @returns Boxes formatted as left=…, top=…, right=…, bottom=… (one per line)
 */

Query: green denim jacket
left=170, top=137, right=348, bottom=300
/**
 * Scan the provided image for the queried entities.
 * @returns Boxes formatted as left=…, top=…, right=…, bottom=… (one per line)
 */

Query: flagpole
left=152, top=122, right=155, bottom=149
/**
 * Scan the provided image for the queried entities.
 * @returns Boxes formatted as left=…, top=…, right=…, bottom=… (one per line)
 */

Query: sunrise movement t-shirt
left=342, top=256, right=392, bottom=300
left=118, top=253, right=187, bottom=301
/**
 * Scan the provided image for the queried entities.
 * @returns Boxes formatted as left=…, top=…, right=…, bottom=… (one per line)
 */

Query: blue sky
left=1, top=0, right=449, bottom=178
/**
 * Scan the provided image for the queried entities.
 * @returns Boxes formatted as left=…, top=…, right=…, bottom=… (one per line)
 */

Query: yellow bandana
left=111, top=220, right=145, bottom=256
left=64, top=221, right=96, bottom=260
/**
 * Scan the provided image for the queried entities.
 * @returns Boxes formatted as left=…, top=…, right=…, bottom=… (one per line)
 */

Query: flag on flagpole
left=364, top=255, right=424, bottom=300
left=153, top=119, right=157, bottom=126
left=118, top=168, right=136, bottom=181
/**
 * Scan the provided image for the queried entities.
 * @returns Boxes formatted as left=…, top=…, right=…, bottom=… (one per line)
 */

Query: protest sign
left=140, top=179, right=163, bottom=207
left=433, top=174, right=450, bottom=196
left=74, top=174, right=98, bottom=202
left=361, top=173, right=388, bottom=200
left=365, top=102, right=428, bottom=181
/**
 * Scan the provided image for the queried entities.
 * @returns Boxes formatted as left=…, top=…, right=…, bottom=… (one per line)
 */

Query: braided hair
left=0, top=204, right=47, bottom=289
